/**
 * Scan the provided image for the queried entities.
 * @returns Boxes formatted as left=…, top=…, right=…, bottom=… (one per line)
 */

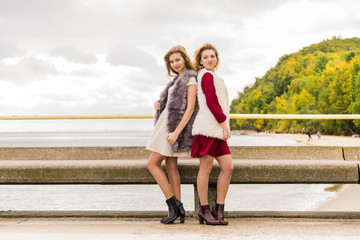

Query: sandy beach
left=310, top=184, right=360, bottom=211
left=263, top=132, right=360, bottom=211
left=256, top=132, right=360, bottom=146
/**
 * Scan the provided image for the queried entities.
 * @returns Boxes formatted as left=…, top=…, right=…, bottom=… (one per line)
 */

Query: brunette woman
left=191, top=43, right=234, bottom=225
left=146, top=45, right=198, bottom=224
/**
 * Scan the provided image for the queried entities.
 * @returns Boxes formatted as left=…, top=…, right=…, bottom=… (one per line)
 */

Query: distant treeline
left=230, top=36, right=360, bottom=135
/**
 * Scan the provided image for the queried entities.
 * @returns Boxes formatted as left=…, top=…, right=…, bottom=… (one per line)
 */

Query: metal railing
left=230, top=114, right=360, bottom=120
left=0, top=115, right=154, bottom=120
left=1, top=114, right=360, bottom=120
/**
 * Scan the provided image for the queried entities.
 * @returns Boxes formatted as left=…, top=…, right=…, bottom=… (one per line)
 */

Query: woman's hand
left=166, top=132, right=179, bottom=145
left=154, top=101, right=160, bottom=111
left=220, top=121, right=231, bottom=141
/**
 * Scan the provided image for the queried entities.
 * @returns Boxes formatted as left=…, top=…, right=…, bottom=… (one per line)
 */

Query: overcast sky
left=0, top=0, right=359, bottom=116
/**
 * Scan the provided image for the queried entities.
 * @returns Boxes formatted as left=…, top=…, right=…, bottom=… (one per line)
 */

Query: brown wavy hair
left=164, top=45, right=195, bottom=77
left=193, top=43, right=220, bottom=72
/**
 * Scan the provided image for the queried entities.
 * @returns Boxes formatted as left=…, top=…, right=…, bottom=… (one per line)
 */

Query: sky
left=0, top=0, right=359, bottom=116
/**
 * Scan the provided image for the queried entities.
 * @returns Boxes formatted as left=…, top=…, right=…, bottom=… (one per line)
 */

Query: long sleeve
left=201, top=72, right=227, bottom=123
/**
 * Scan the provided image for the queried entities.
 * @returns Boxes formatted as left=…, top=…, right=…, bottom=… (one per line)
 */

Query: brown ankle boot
left=198, top=205, right=220, bottom=225
left=211, top=203, right=228, bottom=225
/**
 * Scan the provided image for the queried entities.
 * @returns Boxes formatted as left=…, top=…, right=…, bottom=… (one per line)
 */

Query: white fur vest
left=192, top=69, right=230, bottom=139
left=154, top=69, right=198, bottom=152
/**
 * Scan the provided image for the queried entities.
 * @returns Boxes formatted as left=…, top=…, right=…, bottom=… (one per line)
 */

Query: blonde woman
left=146, top=45, right=198, bottom=224
left=191, top=43, right=234, bottom=225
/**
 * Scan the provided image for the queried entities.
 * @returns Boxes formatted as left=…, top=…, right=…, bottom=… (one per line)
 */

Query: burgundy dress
left=191, top=72, right=231, bottom=158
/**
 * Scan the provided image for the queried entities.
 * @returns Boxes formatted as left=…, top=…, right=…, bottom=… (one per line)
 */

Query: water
left=0, top=119, right=337, bottom=211
left=0, top=131, right=151, bottom=147
left=0, top=119, right=298, bottom=147
left=0, top=184, right=335, bottom=211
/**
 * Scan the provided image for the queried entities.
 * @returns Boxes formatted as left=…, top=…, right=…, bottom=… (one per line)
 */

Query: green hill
left=230, top=36, right=360, bottom=135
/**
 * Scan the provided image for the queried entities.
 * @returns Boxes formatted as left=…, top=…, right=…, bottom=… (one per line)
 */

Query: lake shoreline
left=310, top=184, right=360, bottom=211
left=234, top=131, right=360, bottom=146
left=242, top=131, right=360, bottom=211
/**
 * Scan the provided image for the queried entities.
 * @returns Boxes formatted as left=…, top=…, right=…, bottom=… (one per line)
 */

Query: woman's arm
left=166, top=84, right=197, bottom=144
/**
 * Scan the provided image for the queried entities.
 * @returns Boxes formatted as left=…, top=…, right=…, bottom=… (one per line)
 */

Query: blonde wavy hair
left=164, top=45, right=195, bottom=77
left=193, top=43, right=220, bottom=72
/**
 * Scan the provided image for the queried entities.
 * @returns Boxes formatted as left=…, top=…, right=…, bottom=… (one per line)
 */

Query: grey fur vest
left=154, top=69, right=198, bottom=152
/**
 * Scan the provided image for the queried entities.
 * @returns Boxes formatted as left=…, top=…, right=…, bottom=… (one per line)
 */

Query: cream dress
left=146, top=77, right=197, bottom=157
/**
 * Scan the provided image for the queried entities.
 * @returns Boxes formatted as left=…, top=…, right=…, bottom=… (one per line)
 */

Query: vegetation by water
left=324, top=184, right=344, bottom=192
left=230, top=36, right=360, bottom=135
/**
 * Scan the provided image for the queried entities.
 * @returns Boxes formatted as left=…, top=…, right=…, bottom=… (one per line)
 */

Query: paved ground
left=1, top=217, right=360, bottom=240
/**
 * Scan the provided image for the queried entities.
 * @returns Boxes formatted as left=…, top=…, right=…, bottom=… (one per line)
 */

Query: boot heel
left=177, top=204, right=185, bottom=223
left=180, top=214, right=185, bottom=223
left=198, top=216, right=204, bottom=224
left=177, top=206, right=185, bottom=224
left=179, top=204, right=185, bottom=215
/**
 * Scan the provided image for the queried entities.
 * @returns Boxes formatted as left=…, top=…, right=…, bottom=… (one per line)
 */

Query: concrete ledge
left=230, top=146, right=344, bottom=160
left=227, top=160, right=359, bottom=183
left=0, top=146, right=345, bottom=160
left=0, top=147, right=151, bottom=160
left=343, top=147, right=360, bottom=161
left=228, top=211, right=360, bottom=219
left=0, top=146, right=344, bottom=160
left=0, top=210, right=170, bottom=219
left=0, top=160, right=358, bottom=184
left=0, top=160, right=155, bottom=184
left=2, top=210, right=360, bottom=219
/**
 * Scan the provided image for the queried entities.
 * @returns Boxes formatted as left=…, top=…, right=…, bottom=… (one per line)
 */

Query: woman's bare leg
left=215, top=154, right=234, bottom=204
left=165, top=157, right=181, bottom=200
left=147, top=152, right=174, bottom=199
left=197, top=154, right=214, bottom=205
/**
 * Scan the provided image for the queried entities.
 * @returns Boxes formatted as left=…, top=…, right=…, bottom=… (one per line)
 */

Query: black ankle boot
left=160, top=196, right=185, bottom=224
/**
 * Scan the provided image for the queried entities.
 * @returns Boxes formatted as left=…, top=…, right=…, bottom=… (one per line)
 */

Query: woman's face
left=200, top=49, right=217, bottom=71
left=169, top=52, right=186, bottom=75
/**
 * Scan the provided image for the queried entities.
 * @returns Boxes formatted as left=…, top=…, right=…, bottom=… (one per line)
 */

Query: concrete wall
left=0, top=146, right=348, bottom=160
left=1, top=146, right=359, bottom=218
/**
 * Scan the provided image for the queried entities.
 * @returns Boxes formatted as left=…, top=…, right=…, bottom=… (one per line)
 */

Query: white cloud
left=106, top=44, right=158, bottom=68
left=0, top=40, right=25, bottom=59
left=50, top=46, right=97, bottom=64
left=0, top=0, right=359, bottom=116
left=0, top=57, right=58, bottom=83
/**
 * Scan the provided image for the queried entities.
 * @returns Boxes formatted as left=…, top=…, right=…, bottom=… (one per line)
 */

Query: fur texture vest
left=192, top=69, right=230, bottom=139
left=154, top=69, right=198, bottom=152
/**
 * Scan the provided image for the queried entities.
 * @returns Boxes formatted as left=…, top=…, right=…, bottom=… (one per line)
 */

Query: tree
left=230, top=37, right=360, bottom=135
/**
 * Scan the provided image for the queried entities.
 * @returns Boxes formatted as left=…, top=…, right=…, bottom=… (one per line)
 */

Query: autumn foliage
left=230, top=37, right=360, bottom=135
